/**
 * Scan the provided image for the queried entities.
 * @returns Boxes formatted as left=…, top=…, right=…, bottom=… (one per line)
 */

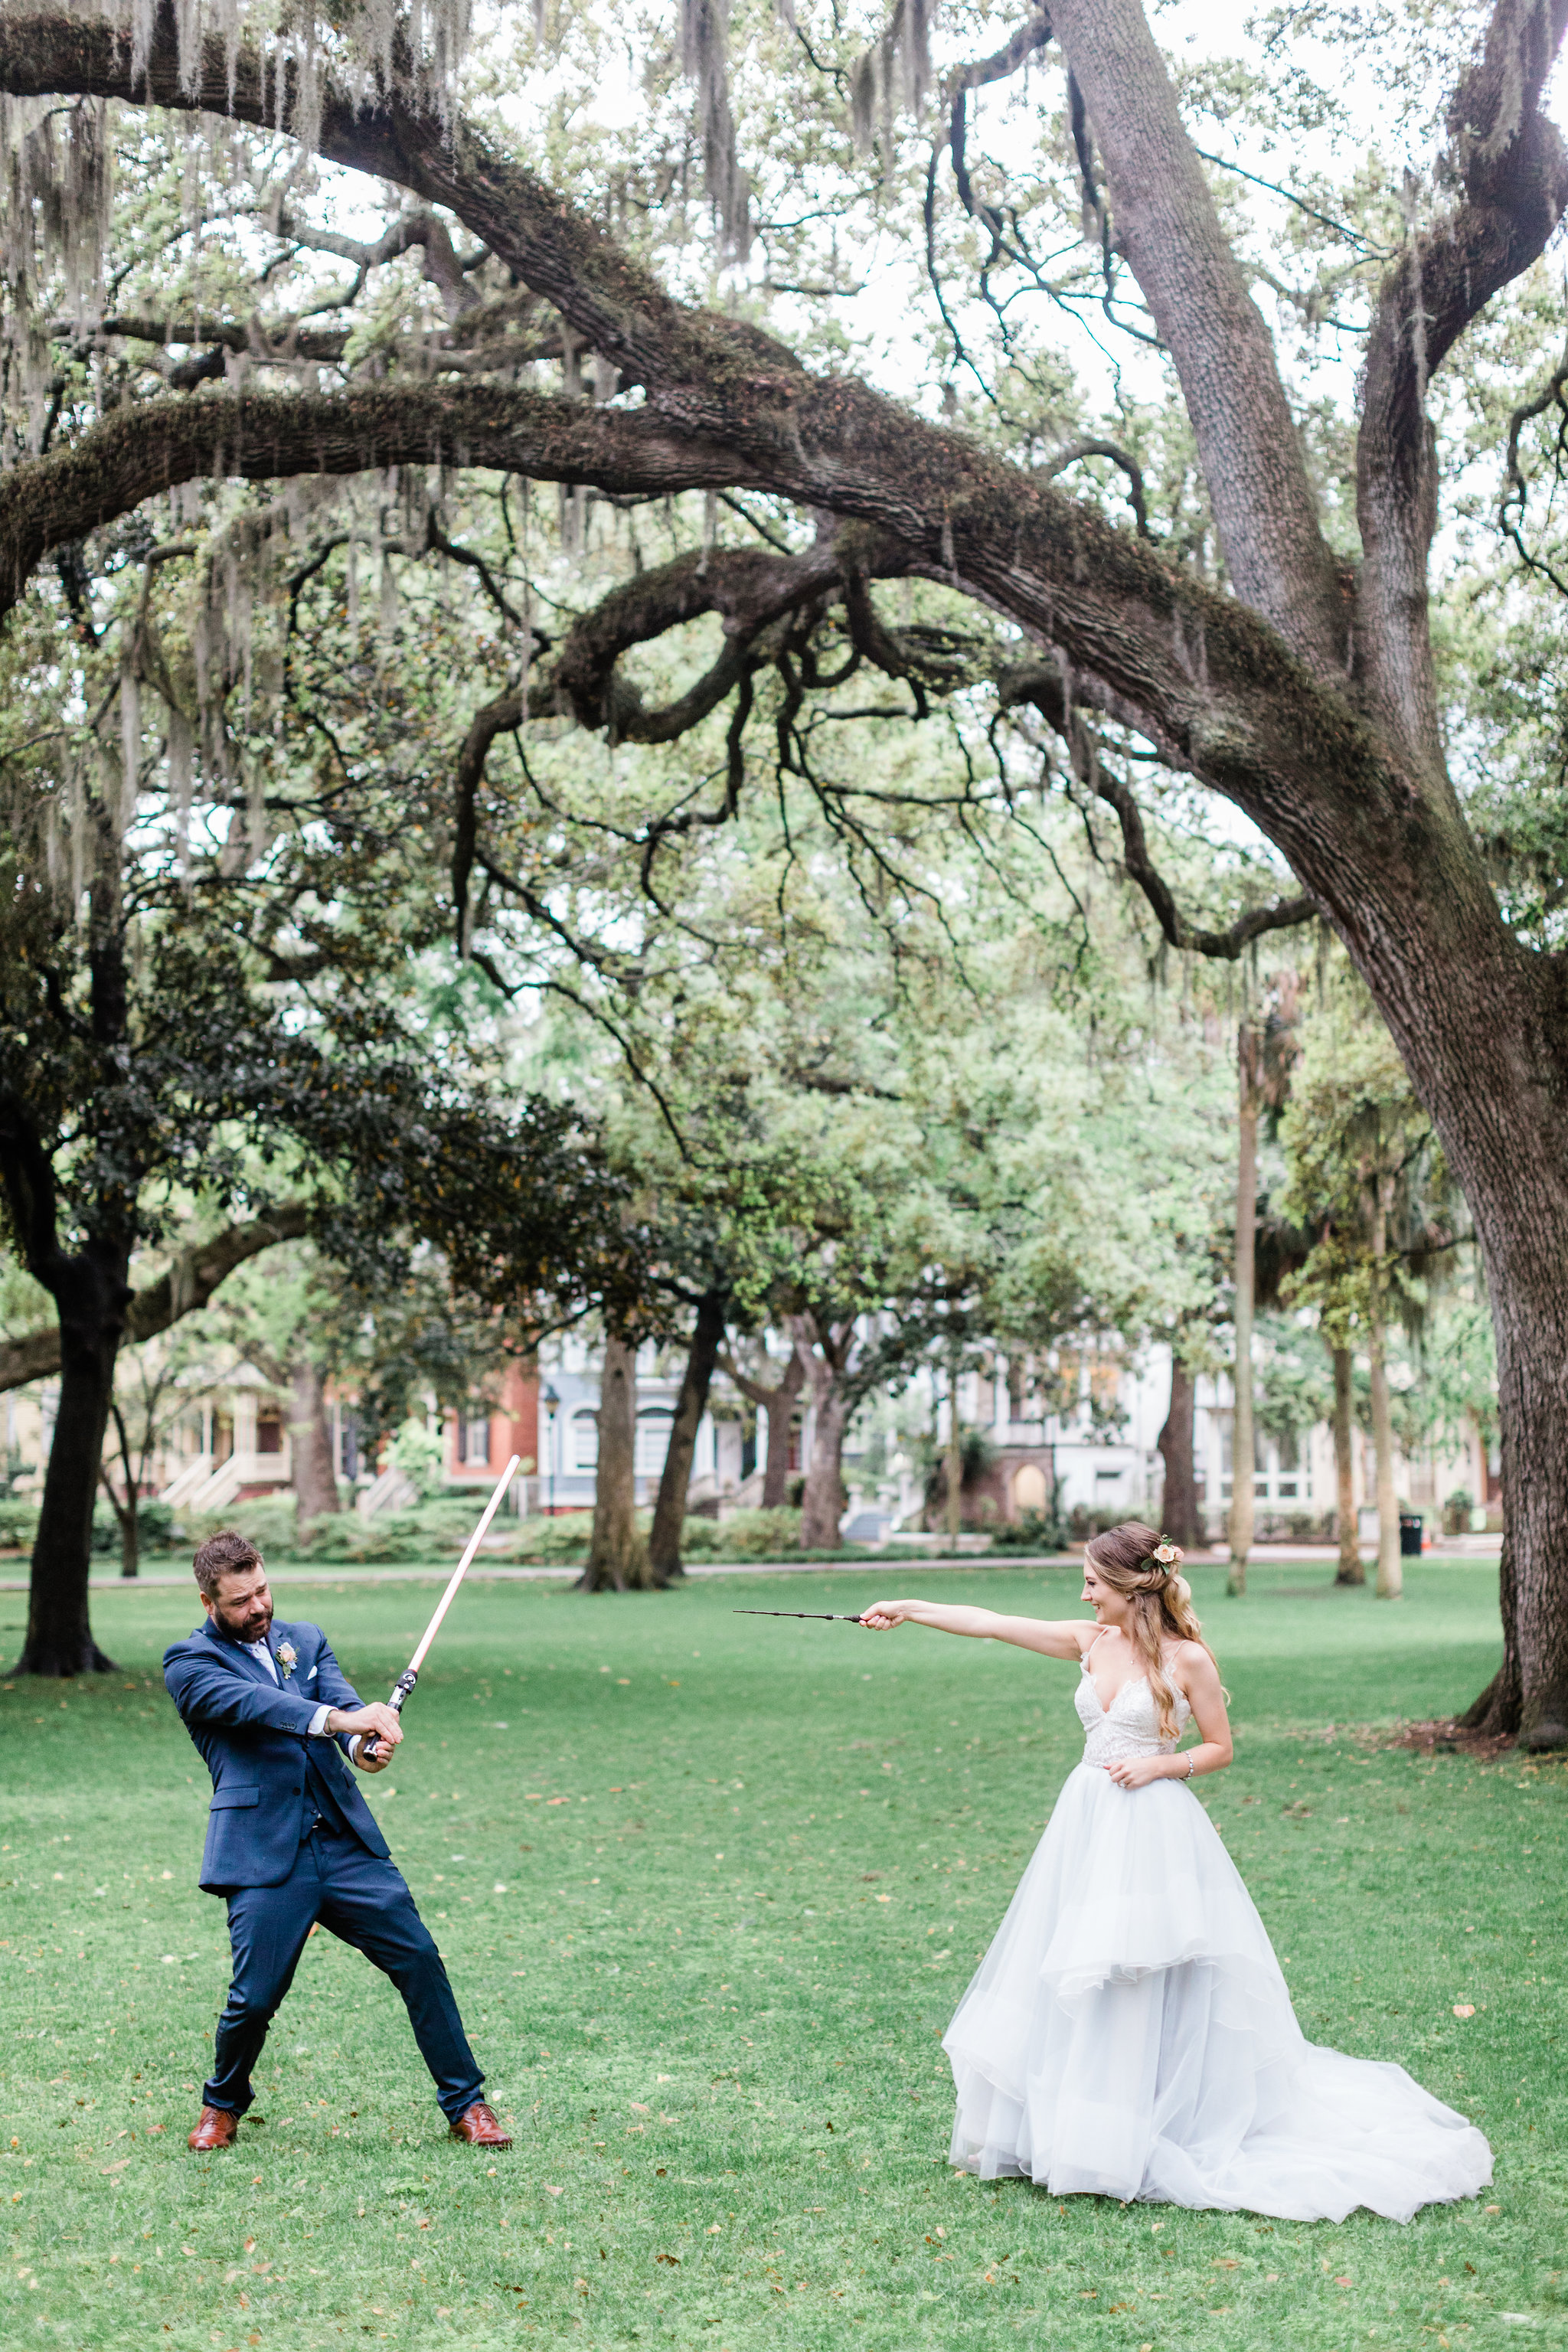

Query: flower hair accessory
left=1145, top=1537, right=1184, bottom=1573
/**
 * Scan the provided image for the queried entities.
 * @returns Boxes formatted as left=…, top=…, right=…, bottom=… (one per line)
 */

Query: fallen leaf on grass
left=655, top=2252, right=681, bottom=2267
left=1453, top=2004, right=1476, bottom=2017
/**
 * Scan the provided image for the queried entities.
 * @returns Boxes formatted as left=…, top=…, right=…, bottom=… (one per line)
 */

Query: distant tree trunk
left=1367, top=1323, right=1401, bottom=1599
left=793, top=1314, right=858, bottom=1551
left=289, top=1360, right=340, bottom=1529
left=800, top=1387, right=851, bottom=1550
left=578, top=1332, right=655, bottom=1592
left=1157, top=1352, right=1200, bottom=1550
left=100, top=1401, right=140, bottom=1579
left=718, top=1342, right=804, bottom=1508
left=1227, top=1024, right=1259, bottom=1596
left=1331, top=1343, right=1363, bottom=1585
left=648, top=1287, right=726, bottom=1585
left=758, top=1354, right=802, bottom=1508
left=944, top=1356, right=963, bottom=1547
left=106, top=1478, right=139, bottom=1580
left=1364, top=1193, right=1402, bottom=1600
left=17, top=1243, right=124, bottom=1675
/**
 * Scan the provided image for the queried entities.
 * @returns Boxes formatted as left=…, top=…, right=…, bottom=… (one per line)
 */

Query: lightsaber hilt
left=361, top=1667, right=417, bottom=1764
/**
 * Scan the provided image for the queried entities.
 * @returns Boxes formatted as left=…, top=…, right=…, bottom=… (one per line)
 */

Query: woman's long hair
left=1083, top=1521, right=1223, bottom=1739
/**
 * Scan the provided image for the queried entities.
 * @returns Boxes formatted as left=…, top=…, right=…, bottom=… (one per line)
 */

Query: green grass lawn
left=1, top=1556, right=1563, bottom=2352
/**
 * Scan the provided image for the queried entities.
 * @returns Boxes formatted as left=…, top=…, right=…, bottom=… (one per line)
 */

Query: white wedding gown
left=942, top=1656, right=1492, bottom=2221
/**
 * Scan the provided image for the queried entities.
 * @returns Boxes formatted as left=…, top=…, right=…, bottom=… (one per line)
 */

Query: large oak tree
left=1, top=0, right=1565, bottom=1738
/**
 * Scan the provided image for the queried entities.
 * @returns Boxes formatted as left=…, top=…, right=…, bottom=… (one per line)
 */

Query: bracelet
left=1184, top=1753, right=1196, bottom=1780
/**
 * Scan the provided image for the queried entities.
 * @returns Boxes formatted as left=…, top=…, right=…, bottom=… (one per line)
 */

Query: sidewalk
left=0, top=1537, right=1500, bottom=1592
left=2, top=1553, right=1060, bottom=1592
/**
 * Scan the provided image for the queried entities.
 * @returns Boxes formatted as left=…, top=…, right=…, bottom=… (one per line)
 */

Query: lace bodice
left=1075, top=1663, right=1191, bottom=1770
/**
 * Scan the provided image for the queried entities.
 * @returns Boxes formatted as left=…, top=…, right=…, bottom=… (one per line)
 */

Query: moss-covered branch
left=0, top=381, right=756, bottom=622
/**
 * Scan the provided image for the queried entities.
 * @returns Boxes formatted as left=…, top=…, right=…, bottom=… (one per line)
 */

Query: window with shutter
left=635, top=1412, right=674, bottom=1478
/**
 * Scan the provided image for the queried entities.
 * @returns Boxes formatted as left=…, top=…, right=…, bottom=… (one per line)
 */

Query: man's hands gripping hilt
left=357, top=1668, right=418, bottom=1767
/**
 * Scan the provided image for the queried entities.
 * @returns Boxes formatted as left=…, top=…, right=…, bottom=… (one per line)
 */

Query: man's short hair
left=192, top=1530, right=264, bottom=1599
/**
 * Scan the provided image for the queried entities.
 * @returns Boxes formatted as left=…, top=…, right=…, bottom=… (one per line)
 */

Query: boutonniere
left=275, top=1642, right=298, bottom=1680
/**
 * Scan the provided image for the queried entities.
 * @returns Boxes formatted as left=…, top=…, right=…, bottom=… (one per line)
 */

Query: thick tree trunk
left=18, top=1248, right=124, bottom=1674
left=1047, top=0, right=1568, bottom=1737
left=1157, top=1352, right=1200, bottom=1550
left=1449, top=1119, right=1568, bottom=1745
left=1227, top=1036, right=1259, bottom=1596
left=577, top=1332, right=655, bottom=1592
left=288, top=1360, right=340, bottom=1529
left=1331, top=1344, right=1364, bottom=1585
left=648, top=1288, right=726, bottom=1585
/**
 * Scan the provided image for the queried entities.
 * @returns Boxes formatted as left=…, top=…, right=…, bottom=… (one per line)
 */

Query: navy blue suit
left=163, top=1616, right=484, bottom=2124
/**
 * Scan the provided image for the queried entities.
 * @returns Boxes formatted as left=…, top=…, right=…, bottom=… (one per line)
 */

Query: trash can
left=1399, top=1514, right=1423, bottom=1557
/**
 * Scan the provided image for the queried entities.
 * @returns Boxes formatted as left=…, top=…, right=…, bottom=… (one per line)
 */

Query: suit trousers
left=204, top=1824, right=485, bottom=2122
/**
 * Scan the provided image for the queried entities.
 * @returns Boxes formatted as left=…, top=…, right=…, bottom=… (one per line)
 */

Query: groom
left=163, top=1530, right=510, bottom=2153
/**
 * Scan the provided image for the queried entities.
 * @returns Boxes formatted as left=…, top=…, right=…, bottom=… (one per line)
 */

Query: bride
left=858, top=1521, right=1491, bottom=2222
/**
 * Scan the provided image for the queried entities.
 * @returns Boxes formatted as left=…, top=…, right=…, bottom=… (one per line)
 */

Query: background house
left=1, top=1321, right=1498, bottom=1544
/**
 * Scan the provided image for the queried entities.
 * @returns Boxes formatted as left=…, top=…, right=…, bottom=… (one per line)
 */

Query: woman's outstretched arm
left=857, top=1599, right=1091, bottom=1660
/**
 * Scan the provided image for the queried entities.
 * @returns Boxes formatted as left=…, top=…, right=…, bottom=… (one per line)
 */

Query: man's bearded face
left=207, top=1565, right=273, bottom=1645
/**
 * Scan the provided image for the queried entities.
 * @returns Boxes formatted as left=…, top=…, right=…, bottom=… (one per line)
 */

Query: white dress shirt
left=244, top=1639, right=359, bottom=1759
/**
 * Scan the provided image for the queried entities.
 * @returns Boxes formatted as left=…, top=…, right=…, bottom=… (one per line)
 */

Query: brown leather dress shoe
left=188, top=2105, right=239, bottom=2151
left=449, top=2100, right=511, bottom=2148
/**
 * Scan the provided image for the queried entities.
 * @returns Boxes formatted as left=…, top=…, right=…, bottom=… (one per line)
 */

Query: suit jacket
left=163, top=1617, right=392, bottom=1893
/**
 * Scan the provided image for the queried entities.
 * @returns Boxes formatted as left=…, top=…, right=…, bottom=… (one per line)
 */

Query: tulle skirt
left=942, top=1761, right=1492, bottom=2222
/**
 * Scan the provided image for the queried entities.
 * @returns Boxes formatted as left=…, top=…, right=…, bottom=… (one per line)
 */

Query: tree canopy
left=1, top=0, right=1565, bottom=1734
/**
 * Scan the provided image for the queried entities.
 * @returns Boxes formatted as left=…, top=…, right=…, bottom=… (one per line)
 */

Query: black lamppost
left=541, top=1383, right=559, bottom=1517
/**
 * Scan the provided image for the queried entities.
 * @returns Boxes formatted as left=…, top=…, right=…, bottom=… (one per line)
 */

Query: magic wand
left=732, top=1609, right=870, bottom=1622
left=361, top=1453, right=522, bottom=1760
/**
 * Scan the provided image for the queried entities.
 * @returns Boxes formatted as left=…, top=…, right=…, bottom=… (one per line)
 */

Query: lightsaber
left=361, top=1454, right=521, bottom=1760
left=732, top=1609, right=870, bottom=1622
